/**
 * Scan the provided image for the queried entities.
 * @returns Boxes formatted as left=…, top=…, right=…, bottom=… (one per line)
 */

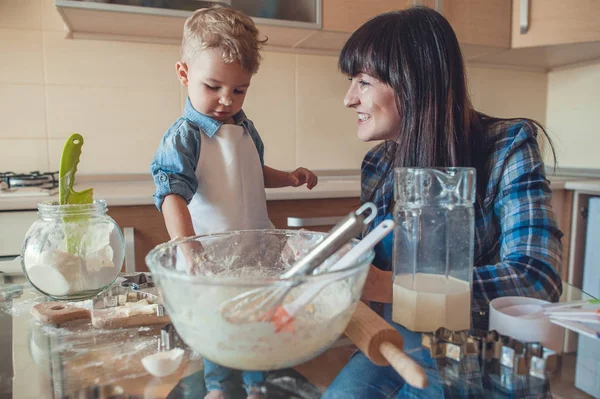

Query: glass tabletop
left=0, top=274, right=597, bottom=399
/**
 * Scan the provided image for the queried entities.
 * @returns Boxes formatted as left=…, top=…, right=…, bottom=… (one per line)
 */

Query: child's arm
left=162, top=193, right=204, bottom=274
left=161, top=194, right=196, bottom=240
left=263, top=166, right=318, bottom=189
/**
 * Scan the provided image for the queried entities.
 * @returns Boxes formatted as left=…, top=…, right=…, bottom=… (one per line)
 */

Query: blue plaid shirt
left=361, top=120, right=563, bottom=313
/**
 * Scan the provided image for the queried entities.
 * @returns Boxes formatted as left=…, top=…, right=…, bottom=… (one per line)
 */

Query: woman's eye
left=358, top=80, right=370, bottom=87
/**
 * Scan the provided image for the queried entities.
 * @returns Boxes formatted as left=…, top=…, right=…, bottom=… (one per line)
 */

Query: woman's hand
left=288, top=167, right=318, bottom=189
left=361, top=265, right=393, bottom=303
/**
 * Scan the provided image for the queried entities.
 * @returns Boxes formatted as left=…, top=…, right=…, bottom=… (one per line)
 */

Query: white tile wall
left=547, top=63, right=600, bottom=169
left=243, top=52, right=297, bottom=170
left=0, top=84, right=47, bottom=139
left=43, top=31, right=180, bottom=88
left=468, top=66, right=548, bottom=123
left=295, top=54, right=374, bottom=170
left=45, top=85, right=180, bottom=140
left=0, top=28, right=44, bottom=85
left=0, top=139, right=49, bottom=171
left=0, top=0, right=42, bottom=31
left=41, top=0, right=66, bottom=32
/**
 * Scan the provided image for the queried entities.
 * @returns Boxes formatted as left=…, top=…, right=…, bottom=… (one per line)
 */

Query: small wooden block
left=31, top=302, right=91, bottom=325
left=91, top=311, right=170, bottom=329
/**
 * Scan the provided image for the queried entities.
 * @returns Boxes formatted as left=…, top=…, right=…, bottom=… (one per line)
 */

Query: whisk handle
left=281, top=203, right=376, bottom=278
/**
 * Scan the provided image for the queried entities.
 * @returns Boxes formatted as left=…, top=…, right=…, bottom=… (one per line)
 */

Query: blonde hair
left=181, top=5, right=267, bottom=74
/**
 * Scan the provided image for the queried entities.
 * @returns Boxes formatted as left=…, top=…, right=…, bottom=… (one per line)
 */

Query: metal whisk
left=219, top=202, right=377, bottom=324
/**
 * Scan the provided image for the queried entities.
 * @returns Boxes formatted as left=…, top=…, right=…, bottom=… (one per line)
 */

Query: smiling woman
left=323, top=6, right=563, bottom=399
left=343, top=74, right=401, bottom=142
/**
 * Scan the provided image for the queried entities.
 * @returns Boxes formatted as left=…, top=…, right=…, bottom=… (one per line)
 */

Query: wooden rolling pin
left=344, top=301, right=428, bottom=389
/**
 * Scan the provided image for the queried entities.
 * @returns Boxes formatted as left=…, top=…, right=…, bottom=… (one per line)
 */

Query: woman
left=323, top=7, right=563, bottom=398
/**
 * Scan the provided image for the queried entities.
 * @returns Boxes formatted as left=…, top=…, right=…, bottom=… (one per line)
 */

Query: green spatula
left=59, top=133, right=93, bottom=206
left=59, top=133, right=93, bottom=254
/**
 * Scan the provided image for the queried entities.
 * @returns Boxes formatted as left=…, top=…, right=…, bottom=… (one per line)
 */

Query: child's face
left=176, top=48, right=252, bottom=123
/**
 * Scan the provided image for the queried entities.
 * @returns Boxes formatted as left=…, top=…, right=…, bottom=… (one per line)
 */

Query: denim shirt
left=150, top=98, right=265, bottom=211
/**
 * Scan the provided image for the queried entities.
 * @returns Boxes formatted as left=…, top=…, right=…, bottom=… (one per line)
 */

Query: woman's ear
left=176, top=62, right=189, bottom=86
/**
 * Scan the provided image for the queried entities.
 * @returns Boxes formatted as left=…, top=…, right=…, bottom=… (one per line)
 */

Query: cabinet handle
left=520, top=0, right=530, bottom=34
left=287, top=216, right=343, bottom=228
left=124, top=227, right=136, bottom=273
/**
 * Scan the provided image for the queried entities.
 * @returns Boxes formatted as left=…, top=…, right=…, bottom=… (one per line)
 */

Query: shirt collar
left=183, top=98, right=247, bottom=138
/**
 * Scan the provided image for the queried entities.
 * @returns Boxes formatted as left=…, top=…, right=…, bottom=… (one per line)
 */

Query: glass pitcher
left=392, top=167, right=475, bottom=332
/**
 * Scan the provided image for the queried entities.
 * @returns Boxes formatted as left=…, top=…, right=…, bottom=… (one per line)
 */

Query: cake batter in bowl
left=145, top=229, right=373, bottom=370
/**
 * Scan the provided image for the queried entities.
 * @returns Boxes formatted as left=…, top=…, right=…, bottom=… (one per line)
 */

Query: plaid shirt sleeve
left=473, top=122, right=563, bottom=306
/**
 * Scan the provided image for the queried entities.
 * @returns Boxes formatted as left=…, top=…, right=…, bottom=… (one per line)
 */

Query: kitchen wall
left=0, top=0, right=548, bottom=175
left=546, top=62, right=600, bottom=169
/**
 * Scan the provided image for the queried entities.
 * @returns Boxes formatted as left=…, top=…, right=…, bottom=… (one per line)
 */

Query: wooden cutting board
left=31, top=291, right=170, bottom=329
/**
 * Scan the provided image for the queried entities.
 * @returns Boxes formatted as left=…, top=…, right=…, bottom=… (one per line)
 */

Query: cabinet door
left=322, top=0, right=510, bottom=51
left=443, top=0, right=511, bottom=48
left=549, top=188, right=573, bottom=282
left=323, top=0, right=413, bottom=33
left=512, top=0, right=600, bottom=48
left=108, top=205, right=170, bottom=273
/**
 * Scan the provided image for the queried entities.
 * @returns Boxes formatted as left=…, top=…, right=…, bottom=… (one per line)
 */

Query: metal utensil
left=219, top=202, right=377, bottom=324
left=268, top=220, right=394, bottom=332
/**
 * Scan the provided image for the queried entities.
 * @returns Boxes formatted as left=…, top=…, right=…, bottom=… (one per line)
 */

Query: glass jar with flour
left=392, top=168, right=475, bottom=332
left=21, top=200, right=124, bottom=300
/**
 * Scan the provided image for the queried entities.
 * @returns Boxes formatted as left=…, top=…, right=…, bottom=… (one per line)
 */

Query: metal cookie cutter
left=422, top=327, right=562, bottom=393
left=421, top=327, right=479, bottom=361
left=120, top=273, right=154, bottom=291
left=0, top=283, right=23, bottom=302
left=158, top=320, right=180, bottom=351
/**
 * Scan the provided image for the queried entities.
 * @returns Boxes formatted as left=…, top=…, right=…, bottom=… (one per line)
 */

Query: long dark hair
left=339, top=7, right=555, bottom=204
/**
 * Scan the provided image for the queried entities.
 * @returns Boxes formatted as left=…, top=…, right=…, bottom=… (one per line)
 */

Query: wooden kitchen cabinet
left=318, top=0, right=510, bottom=57
left=323, top=0, right=511, bottom=48
left=107, top=198, right=361, bottom=272
left=443, top=0, right=511, bottom=49
left=550, top=188, right=574, bottom=282
left=511, top=0, right=600, bottom=48
left=322, top=0, right=413, bottom=33
left=108, top=205, right=170, bottom=273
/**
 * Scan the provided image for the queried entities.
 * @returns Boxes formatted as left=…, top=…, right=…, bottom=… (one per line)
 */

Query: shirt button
left=160, top=174, right=168, bottom=182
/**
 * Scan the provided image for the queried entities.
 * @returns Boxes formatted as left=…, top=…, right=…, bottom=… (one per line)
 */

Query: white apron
left=187, top=123, right=273, bottom=235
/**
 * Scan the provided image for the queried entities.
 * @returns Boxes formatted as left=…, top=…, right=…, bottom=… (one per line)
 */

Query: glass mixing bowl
left=145, top=229, right=374, bottom=371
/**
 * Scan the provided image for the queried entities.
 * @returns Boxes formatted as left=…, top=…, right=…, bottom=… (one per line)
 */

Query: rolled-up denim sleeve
left=150, top=121, right=200, bottom=211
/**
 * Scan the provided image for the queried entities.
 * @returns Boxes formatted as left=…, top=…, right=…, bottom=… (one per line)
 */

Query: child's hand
left=172, top=237, right=205, bottom=275
left=288, top=167, right=318, bottom=189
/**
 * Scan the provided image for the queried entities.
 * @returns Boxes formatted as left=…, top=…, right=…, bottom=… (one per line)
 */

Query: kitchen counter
left=0, top=173, right=589, bottom=212
left=564, top=179, right=600, bottom=193
left=0, top=276, right=597, bottom=398
left=0, top=174, right=362, bottom=211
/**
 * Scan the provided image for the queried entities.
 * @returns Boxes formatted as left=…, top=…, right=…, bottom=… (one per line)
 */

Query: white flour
left=161, top=277, right=356, bottom=370
left=23, top=220, right=121, bottom=297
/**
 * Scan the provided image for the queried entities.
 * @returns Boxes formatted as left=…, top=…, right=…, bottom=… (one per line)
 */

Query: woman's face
left=343, top=73, right=401, bottom=142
